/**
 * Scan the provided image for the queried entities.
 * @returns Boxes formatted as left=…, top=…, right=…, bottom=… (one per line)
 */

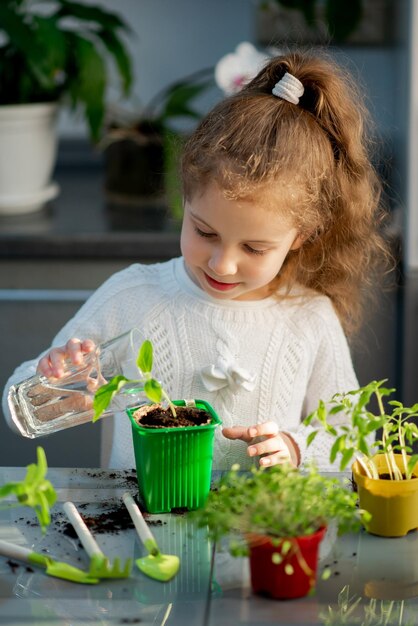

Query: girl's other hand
left=222, top=421, right=300, bottom=467
left=37, top=338, right=96, bottom=378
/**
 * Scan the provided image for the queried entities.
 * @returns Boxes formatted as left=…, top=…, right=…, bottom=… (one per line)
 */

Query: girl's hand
left=222, top=421, right=300, bottom=467
left=37, top=338, right=96, bottom=378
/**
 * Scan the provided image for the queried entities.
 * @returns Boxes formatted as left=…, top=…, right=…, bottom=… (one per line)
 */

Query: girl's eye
left=194, top=226, right=215, bottom=238
left=244, top=245, right=266, bottom=256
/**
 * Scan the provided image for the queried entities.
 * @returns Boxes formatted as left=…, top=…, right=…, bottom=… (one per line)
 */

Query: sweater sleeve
left=288, top=300, right=359, bottom=470
left=2, top=263, right=154, bottom=433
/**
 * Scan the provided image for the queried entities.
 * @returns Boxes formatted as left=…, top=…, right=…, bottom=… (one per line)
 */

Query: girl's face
left=180, top=183, right=303, bottom=301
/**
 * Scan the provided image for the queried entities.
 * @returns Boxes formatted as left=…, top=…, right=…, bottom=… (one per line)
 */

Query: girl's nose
left=208, top=248, right=237, bottom=276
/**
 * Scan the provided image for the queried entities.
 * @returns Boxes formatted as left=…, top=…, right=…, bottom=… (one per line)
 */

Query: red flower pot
left=248, top=527, right=326, bottom=599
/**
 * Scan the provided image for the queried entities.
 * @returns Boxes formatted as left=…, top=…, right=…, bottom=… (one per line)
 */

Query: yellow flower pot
left=352, top=454, right=418, bottom=537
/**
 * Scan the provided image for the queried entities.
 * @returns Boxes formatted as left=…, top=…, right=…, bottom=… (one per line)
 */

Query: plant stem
left=398, top=422, right=410, bottom=479
left=356, top=454, right=375, bottom=479
left=162, top=390, right=177, bottom=419
left=378, top=391, right=403, bottom=480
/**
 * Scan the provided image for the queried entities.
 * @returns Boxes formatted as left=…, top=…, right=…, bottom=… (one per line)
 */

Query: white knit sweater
left=3, top=257, right=358, bottom=470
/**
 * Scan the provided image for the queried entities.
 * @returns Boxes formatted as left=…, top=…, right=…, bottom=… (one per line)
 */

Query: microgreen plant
left=189, top=463, right=369, bottom=581
left=320, top=584, right=415, bottom=626
left=303, top=380, right=418, bottom=481
left=0, top=446, right=56, bottom=533
left=93, top=339, right=176, bottom=421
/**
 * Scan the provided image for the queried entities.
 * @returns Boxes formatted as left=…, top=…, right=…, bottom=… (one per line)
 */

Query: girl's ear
left=290, top=234, right=305, bottom=251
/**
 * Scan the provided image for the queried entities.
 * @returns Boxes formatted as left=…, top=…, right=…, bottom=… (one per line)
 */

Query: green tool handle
left=0, top=539, right=48, bottom=568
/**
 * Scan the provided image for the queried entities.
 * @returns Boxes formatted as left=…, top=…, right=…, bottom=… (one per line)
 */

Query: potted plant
left=304, top=380, right=418, bottom=537
left=0, top=0, right=132, bottom=214
left=189, top=463, right=368, bottom=600
left=93, top=339, right=222, bottom=514
left=101, top=67, right=213, bottom=221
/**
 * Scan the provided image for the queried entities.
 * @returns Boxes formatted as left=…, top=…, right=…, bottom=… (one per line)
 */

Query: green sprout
left=0, top=446, right=57, bottom=533
left=93, top=339, right=176, bottom=422
left=304, top=380, right=418, bottom=481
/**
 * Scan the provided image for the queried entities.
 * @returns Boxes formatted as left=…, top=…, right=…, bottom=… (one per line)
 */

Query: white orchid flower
left=215, top=42, right=271, bottom=95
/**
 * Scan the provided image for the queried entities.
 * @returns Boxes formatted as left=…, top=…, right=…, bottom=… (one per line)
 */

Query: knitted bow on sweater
left=200, top=356, right=257, bottom=393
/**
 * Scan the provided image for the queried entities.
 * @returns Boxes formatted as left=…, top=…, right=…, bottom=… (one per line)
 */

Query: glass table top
left=0, top=467, right=417, bottom=626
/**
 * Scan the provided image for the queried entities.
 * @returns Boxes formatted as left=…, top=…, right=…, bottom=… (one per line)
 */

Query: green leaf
left=93, top=375, right=129, bottom=421
left=272, top=552, right=283, bottom=564
left=321, top=567, right=331, bottom=580
left=340, top=448, right=354, bottom=471
left=137, top=340, right=153, bottom=375
left=159, top=80, right=213, bottom=123
left=144, top=379, right=163, bottom=404
left=0, top=447, right=57, bottom=534
left=0, top=482, right=19, bottom=498
left=67, top=33, right=106, bottom=142
left=306, top=430, right=318, bottom=447
left=0, top=5, right=57, bottom=90
left=95, top=27, right=133, bottom=96
left=57, top=0, right=130, bottom=32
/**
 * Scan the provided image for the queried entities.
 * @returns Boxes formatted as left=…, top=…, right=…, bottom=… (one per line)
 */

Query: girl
left=3, top=50, right=390, bottom=470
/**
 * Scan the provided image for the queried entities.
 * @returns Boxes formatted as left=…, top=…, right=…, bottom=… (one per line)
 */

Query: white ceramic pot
left=0, top=103, right=60, bottom=215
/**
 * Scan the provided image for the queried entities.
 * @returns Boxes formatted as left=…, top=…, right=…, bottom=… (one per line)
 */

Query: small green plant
left=93, top=339, right=176, bottom=422
left=0, top=446, right=56, bottom=533
left=190, top=463, right=369, bottom=579
left=304, top=380, right=418, bottom=481
left=320, top=584, right=415, bottom=626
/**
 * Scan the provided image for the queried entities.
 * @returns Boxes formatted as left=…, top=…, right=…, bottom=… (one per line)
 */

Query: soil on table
left=133, top=404, right=211, bottom=428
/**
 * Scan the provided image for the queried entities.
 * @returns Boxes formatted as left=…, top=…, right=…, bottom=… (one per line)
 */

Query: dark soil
left=133, top=404, right=211, bottom=429
left=379, top=473, right=417, bottom=480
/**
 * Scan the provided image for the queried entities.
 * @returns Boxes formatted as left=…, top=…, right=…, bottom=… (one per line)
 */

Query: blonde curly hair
left=181, top=50, right=391, bottom=335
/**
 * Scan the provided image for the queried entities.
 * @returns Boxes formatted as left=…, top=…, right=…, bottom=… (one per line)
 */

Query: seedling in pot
left=0, top=446, right=56, bottom=533
left=93, top=339, right=177, bottom=421
left=304, top=379, right=418, bottom=480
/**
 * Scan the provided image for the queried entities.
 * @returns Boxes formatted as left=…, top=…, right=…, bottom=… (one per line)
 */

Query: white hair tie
left=272, top=72, right=304, bottom=105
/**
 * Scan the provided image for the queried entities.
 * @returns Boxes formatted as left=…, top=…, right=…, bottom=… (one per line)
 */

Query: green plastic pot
left=127, top=399, right=222, bottom=513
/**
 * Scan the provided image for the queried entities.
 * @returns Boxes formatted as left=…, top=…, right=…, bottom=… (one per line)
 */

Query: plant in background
left=190, top=463, right=368, bottom=581
left=0, top=446, right=56, bottom=533
left=93, top=339, right=176, bottom=421
left=304, top=380, right=418, bottom=481
left=0, top=0, right=133, bottom=141
left=265, top=0, right=364, bottom=43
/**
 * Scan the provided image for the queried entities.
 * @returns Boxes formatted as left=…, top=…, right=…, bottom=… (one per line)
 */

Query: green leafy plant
left=304, top=380, right=418, bottom=481
left=190, top=463, right=369, bottom=579
left=0, top=446, right=57, bottom=533
left=0, top=0, right=133, bottom=141
left=93, top=339, right=176, bottom=422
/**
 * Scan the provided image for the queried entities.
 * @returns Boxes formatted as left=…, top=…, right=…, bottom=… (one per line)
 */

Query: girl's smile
left=180, top=183, right=303, bottom=301
left=204, top=273, right=241, bottom=291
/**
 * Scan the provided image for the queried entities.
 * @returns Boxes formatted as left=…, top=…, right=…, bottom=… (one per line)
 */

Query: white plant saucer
left=0, top=182, right=60, bottom=215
